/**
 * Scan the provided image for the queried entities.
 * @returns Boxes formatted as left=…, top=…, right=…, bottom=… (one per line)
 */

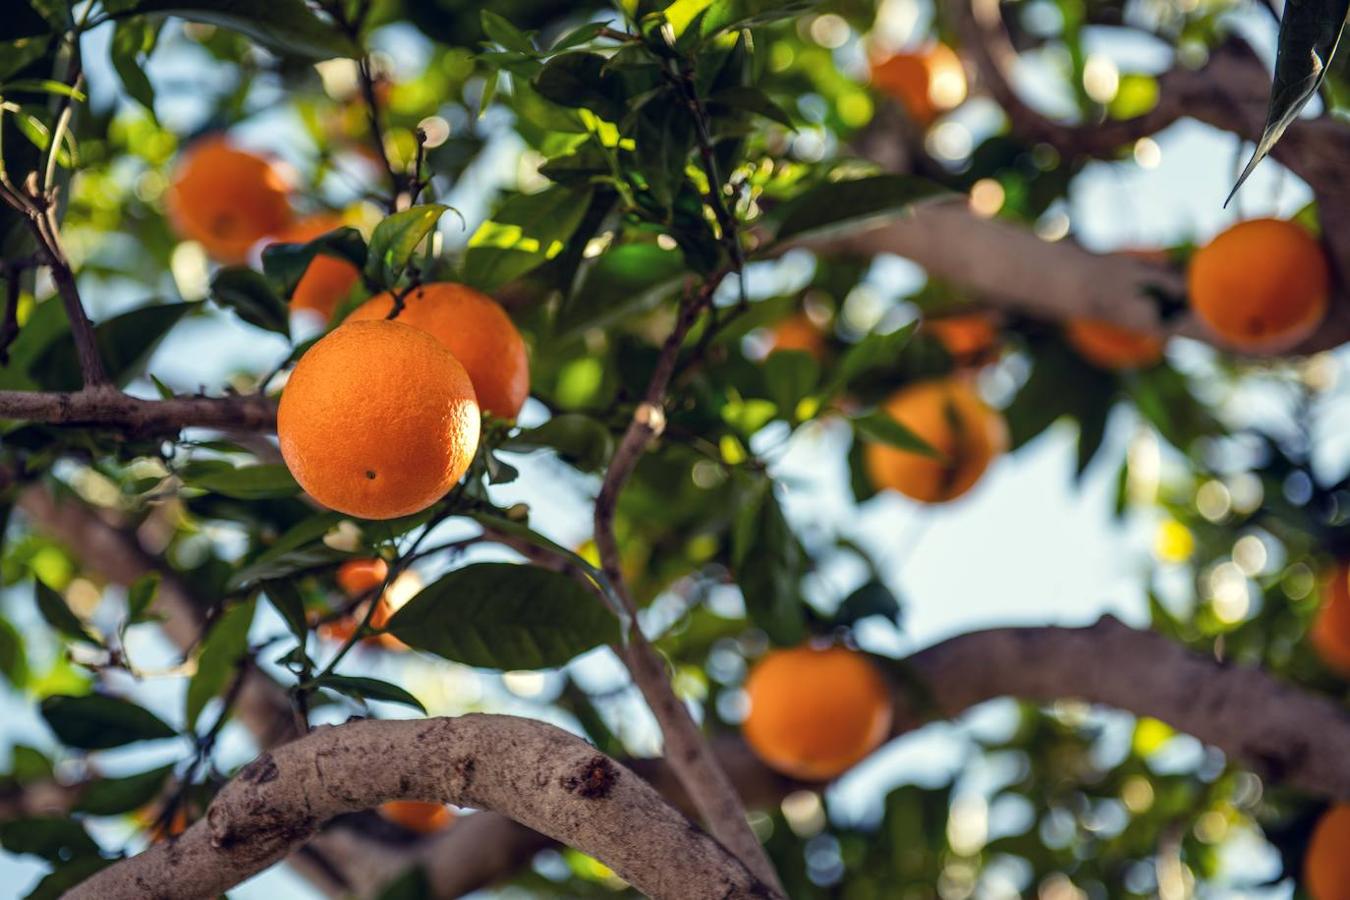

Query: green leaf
left=185, top=598, right=256, bottom=730
left=824, top=321, right=918, bottom=397
left=385, top=563, right=618, bottom=669
left=762, top=350, right=819, bottom=417
left=314, top=674, right=427, bottom=713
left=32, top=302, right=192, bottom=391
left=74, top=764, right=174, bottom=816
left=480, top=10, right=535, bottom=53
left=40, top=694, right=176, bottom=749
left=555, top=243, right=686, bottom=337
left=109, top=18, right=160, bottom=118
left=262, top=226, right=366, bottom=300
left=834, top=579, right=901, bottom=628
left=503, top=414, right=614, bottom=473
left=851, top=410, right=938, bottom=457
left=365, top=204, right=446, bottom=289
left=34, top=580, right=100, bottom=646
left=185, top=463, right=301, bottom=500
left=698, top=0, right=819, bottom=36
left=226, top=512, right=348, bottom=590
left=126, top=573, right=160, bottom=623
left=708, top=86, right=794, bottom=128
left=552, top=21, right=612, bottom=50
left=0, top=816, right=99, bottom=862
left=773, top=174, right=948, bottom=243
left=10, top=745, right=54, bottom=783
left=1227, top=0, right=1348, bottom=204
left=0, top=616, right=28, bottom=687
left=210, top=267, right=289, bottom=337
left=262, top=579, right=308, bottom=642
left=0, top=2, right=51, bottom=41
left=731, top=478, right=806, bottom=645
left=374, top=867, right=431, bottom=900
left=464, top=186, right=593, bottom=291
left=533, top=53, right=628, bottom=122
left=105, top=0, right=358, bottom=59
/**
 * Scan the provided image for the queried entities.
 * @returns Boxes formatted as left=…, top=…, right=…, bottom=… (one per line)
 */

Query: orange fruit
left=1187, top=218, right=1329, bottom=353
left=278, top=320, right=480, bottom=520
left=1311, top=565, right=1350, bottom=676
left=1306, top=803, right=1350, bottom=900
left=925, top=313, right=999, bottom=366
left=864, top=379, right=1006, bottom=503
left=767, top=313, right=827, bottom=360
left=166, top=136, right=292, bottom=264
left=336, top=558, right=389, bottom=597
left=742, top=644, right=892, bottom=780
left=1065, top=319, right=1164, bottom=370
left=348, top=283, right=529, bottom=419
left=869, top=44, right=967, bottom=124
left=379, top=800, right=454, bottom=834
left=270, top=214, right=362, bottom=322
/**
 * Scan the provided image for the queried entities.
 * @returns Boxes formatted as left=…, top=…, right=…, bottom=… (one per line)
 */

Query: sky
left=0, top=1, right=1337, bottom=897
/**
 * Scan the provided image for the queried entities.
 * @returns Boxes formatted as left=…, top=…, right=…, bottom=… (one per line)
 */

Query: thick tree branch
left=0, top=389, right=276, bottom=432
left=66, top=716, right=781, bottom=900
left=590, top=269, right=781, bottom=890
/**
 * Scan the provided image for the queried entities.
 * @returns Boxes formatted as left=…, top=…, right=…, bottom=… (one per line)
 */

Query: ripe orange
left=1064, top=318, right=1164, bottom=370
left=278, top=320, right=481, bottom=520
left=348, top=283, right=529, bottom=419
left=166, top=136, right=292, bottom=264
left=864, top=379, right=1007, bottom=503
left=270, top=214, right=361, bottom=322
left=1187, top=218, right=1329, bottom=353
left=742, top=644, right=892, bottom=780
left=869, top=44, right=967, bottom=124
left=379, top=800, right=454, bottom=834
left=1306, top=803, right=1350, bottom=900
left=925, top=313, right=999, bottom=366
left=1311, top=565, right=1350, bottom=677
left=767, top=313, right=827, bottom=360
left=336, top=558, right=389, bottom=597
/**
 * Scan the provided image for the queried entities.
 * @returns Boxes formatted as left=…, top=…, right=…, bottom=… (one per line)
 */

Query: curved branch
left=66, top=715, right=781, bottom=900
left=396, top=616, right=1350, bottom=898
left=0, top=388, right=275, bottom=432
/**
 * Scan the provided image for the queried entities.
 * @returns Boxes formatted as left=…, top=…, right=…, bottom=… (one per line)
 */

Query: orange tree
left=0, top=0, right=1348, bottom=898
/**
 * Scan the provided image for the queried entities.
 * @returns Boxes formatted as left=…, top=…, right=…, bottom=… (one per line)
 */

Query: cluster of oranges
left=167, top=135, right=530, bottom=522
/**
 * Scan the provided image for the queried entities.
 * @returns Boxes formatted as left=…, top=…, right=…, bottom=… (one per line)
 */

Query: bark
left=0, top=388, right=275, bottom=433
left=66, top=716, right=781, bottom=900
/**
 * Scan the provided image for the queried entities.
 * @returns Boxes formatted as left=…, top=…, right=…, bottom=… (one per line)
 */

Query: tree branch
left=590, top=269, right=781, bottom=890
left=65, top=715, right=781, bottom=900
left=0, top=389, right=276, bottom=432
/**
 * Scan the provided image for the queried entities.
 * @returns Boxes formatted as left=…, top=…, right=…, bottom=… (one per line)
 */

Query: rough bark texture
left=0, top=388, right=275, bottom=432
left=65, top=716, right=781, bottom=900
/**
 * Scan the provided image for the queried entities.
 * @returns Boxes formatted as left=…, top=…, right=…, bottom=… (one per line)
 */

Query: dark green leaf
left=386, top=563, right=618, bottom=669
left=106, top=0, right=358, bottom=59
left=0, top=615, right=28, bottom=687
left=503, top=414, right=614, bottom=472
left=32, top=303, right=192, bottom=391
left=186, top=464, right=301, bottom=500
left=731, top=478, right=805, bottom=645
left=40, top=693, right=175, bottom=749
left=773, top=175, right=947, bottom=243
left=533, top=53, right=627, bottom=122
left=110, top=18, right=160, bottom=117
left=552, top=21, right=611, bottom=50
left=185, top=598, right=256, bottom=729
left=0, top=2, right=51, bottom=40
left=126, top=573, right=160, bottom=623
left=374, top=867, right=431, bottom=900
left=556, top=243, right=686, bottom=337
left=1227, top=0, right=1348, bottom=204
left=480, top=10, right=534, bottom=53
left=210, top=267, right=289, bottom=337
left=262, top=579, right=308, bottom=642
left=852, top=410, right=938, bottom=457
left=314, top=674, right=427, bottom=713
left=699, top=0, right=820, bottom=36
left=365, top=204, right=446, bottom=289
left=35, top=580, right=100, bottom=646
left=762, top=350, right=819, bottom=417
left=834, top=580, right=901, bottom=628
left=262, top=226, right=366, bottom=300
left=227, top=512, right=348, bottom=590
left=825, top=321, right=917, bottom=397
left=708, top=86, right=794, bottom=128
left=0, top=816, right=99, bottom=862
left=74, top=764, right=173, bottom=816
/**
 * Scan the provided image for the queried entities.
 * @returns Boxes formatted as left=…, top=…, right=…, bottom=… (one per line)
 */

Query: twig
left=0, top=388, right=276, bottom=431
left=591, top=267, right=781, bottom=891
